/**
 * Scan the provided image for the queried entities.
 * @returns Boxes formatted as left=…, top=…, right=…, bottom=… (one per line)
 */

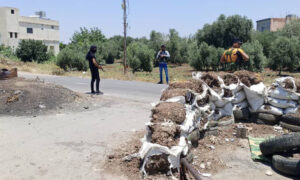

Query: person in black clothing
left=86, top=46, right=105, bottom=94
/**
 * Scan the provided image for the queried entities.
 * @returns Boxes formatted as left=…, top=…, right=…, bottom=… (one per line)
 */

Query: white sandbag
left=268, top=85, right=299, bottom=100
left=275, top=77, right=297, bottom=92
left=243, top=82, right=266, bottom=111
left=256, top=105, right=283, bottom=116
left=233, top=100, right=248, bottom=111
left=267, top=97, right=297, bottom=109
left=214, top=103, right=233, bottom=120
left=232, top=91, right=246, bottom=104
left=218, top=76, right=243, bottom=94
left=165, top=96, right=186, bottom=104
left=284, top=106, right=299, bottom=114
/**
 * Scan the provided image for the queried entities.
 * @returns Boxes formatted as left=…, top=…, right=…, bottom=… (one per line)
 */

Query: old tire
left=259, top=133, right=300, bottom=156
left=233, top=108, right=250, bottom=121
left=280, top=115, right=300, bottom=126
left=280, top=122, right=300, bottom=132
left=272, top=155, right=300, bottom=176
left=257, top=113, right=279, bottom=125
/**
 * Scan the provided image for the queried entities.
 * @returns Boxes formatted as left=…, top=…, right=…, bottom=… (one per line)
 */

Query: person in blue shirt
left=156, top=45, right=170, bottom=84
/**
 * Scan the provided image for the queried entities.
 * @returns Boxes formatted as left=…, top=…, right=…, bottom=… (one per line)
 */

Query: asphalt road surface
left=0, top=73, right=167, bottom=180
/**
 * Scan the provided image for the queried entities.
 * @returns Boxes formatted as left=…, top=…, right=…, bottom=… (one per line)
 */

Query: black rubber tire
left=280, top=115, right=300, bottom=126
left=259, top=133, right=300, bottom=156
left=256, top=113, right=279, bottom=125
left=272, top=155, right=300, bottom=176
left=280, top=122, right=300, bottom=132
left=233, top=108, right=250, bottom=121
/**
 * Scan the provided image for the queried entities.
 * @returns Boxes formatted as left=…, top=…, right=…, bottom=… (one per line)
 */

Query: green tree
left=269, top=37, right=300, bottom=74
left=241, top=40, right=267, bottom=72
left=70, top=27, right=106, bottom=44
left=196, top=14, right=253, bottom=48
left=56, top=45, right=88, bottom=71
left=280, top=21, right=300, bottom=38
left=16, top=40, right=49, bottom=63
left=127, top=42, right=154, bottom=73
left=167, top=29, right=181, bottom=64
left=253, top=31, right=278, bottom=58
left=189, top=42, right=210, bottom=71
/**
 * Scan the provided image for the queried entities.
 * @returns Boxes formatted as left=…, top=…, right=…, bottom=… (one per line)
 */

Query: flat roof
left=19, top=16, right=59, bottom=26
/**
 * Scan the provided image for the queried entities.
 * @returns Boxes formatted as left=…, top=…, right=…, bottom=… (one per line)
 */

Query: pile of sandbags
left=138, top=71, right=300, bottom=177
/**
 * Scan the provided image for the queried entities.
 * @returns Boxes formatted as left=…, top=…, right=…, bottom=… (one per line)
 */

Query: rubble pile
left=136, top=71, right=300, bottom=178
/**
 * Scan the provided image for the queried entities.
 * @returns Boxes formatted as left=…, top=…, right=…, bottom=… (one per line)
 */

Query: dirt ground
left=103, top=123, right=298, bottom=180
left=0, top=77, right=85, bottom=116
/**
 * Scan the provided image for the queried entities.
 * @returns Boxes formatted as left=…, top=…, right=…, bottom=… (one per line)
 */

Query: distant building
left=0, top=7, right=60, bottom=55
left=257, top=14, right=300, bottom=32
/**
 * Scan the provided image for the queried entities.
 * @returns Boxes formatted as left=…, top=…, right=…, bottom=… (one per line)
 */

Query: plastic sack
left=232, top=91, right=246, bottom=104
left=284, top=106, right=299, bottom=114
left=214, top=103, right=233, bottom=120
left=243, top=82, right=266, bottom=111
left=267, top=97, right=297, bottom=109
left=218, top=76, right=243, bottom=94
left=275, top=77, right=297, bottom=92
left=256, top=105, right=283, bottom=116
left=268, top=85, right=299, bottom=101
left=165, top=96, right=186, bottom=104
left=233, top=100, right=248, bottom=110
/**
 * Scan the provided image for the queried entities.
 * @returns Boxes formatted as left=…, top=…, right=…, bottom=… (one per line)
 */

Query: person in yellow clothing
left=220, top=38, right=249, bottom=70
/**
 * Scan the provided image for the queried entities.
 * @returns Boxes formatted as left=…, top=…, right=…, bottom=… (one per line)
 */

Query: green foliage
left=127, top=42, right=154, bottom=73
left=280, top=21, right=300, bottom=38
left=0, top=45, right=16, bottom=59
left=56, top=45, right=88, bottom=71
left=196, top=14, right=253, bottom=48
left=269, top=37, right=300, bottom=73
left=189, top=42, right=223, bottom=71
left=167, top=29, right=181, bottom=64
left=241, top=40, right=267, bottom=72
left=70, top=27, right=106, bottom=44
left=16, top=40, right=49, bottom=63
left=253, top=31, right=278, bottom=58
left=59, top=42, right=67, bottom=51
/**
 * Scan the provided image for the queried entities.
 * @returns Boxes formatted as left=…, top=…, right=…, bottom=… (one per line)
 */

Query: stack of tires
left=259, top=133, right=300, bottom=177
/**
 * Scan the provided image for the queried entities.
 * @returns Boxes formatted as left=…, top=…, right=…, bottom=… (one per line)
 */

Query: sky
left=1, top=0, right=299, bottom=43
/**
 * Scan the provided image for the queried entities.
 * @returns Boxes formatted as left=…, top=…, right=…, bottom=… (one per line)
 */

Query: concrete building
left=257, top=14, right=300, bottom=32
left=0, top=7, right=59, bottom=55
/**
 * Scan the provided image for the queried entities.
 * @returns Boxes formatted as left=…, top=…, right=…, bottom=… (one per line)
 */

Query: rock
left=108, top=155, right=115, bottom=159
left=39, top=104, right=46, bottom=109
left=201, top=173, right=211, bottom=177
left=206, top=162, right=212, bottom=169
left=265, top=170, right=273, bottom=176
left=83, top=106, right=89, bottom=109
left=200, top=163, right=206, bottom=169
left=122, top=153, right=138, bottom=162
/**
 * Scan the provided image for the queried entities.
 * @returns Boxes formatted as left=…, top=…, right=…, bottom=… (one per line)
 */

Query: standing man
left=156, top=45, right=170, bottom=84
left=220, top=38, right=249, bottom=71
left=86, top=45, right=105, bottom=94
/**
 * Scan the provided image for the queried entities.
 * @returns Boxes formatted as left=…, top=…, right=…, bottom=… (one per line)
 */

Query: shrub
left=16, top=40, right=49, bottom=63
left=127, top=42, right=154, bottom=73
left=269, top=37, right=300, bottom=74
left=241, top=40, right=267, bottom=72
left=0, top=45, right=15, bottom=58
left=56, top=46, right=88, bottom=71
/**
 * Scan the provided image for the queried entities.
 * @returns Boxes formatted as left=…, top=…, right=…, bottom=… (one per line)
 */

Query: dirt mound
left=283, top=79, right=295, bottom=90
left=144, top=154, right=170, bottom=175
left=234, top=70, right=263, bottom=87
left=149, top=124, right=180, bottom=148
left=160, top=88, right=188, bottom=101
left=223, top=88, right=233, bottom=98
left=201, top=73, right=220, bottom=88
left=0, top=78, right=80, bottom=116
left=222, top=74, right=239, bottom=86
left=168, top=80, right=204, bottom=93
left=294, top=79, right=300, bottom=93
left=151, top=102, right=186, bottom=124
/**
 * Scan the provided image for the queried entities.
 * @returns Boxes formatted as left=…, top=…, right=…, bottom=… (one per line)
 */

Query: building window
left=50, top=46, right=54, bottom=51
left=27, top=28, right=33, bottom=34
left=11, top=9, right=14, bottom=14
left=9, top=32, right=13, bottom=38
left=15, top=33, right=18, bottom=38
left=51, top=26, right=55, bottom=29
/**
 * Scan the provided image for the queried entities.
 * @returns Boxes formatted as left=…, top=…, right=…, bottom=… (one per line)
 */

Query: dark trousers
left=90, top=68, right=100, bottom=92
left=159, top=62, right=169, bottom=83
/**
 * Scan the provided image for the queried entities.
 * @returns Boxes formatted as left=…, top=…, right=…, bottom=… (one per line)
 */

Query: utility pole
left=122, top=0, right=127, bottom=74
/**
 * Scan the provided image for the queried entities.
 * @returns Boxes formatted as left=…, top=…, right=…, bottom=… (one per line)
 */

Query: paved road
left=20, top=72, right=167, bottom=103
left=0, top=73, right=167, bottom=180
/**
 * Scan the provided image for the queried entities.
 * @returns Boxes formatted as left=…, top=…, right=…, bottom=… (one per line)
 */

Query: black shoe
left=157, top=81, right=163, bottom=84
left=91, top=91, right=96, bottom=94
left=96, top=91, right=104, bottom=95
